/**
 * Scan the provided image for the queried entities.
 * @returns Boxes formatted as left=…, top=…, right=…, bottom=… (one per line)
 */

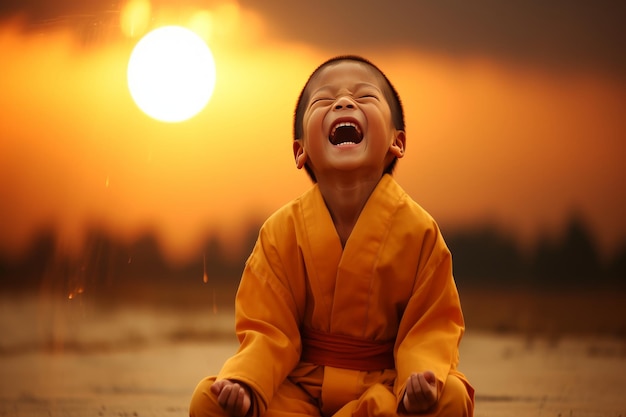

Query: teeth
left=331, top=122, right=361, bottom=138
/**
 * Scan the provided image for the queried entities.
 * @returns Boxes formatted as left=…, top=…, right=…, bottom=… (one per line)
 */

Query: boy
left=189, top=55, right=474, bottom=416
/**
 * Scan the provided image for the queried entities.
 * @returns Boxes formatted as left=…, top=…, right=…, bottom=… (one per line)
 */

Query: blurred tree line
left=0, top=224, right=258, bottom=305
left=445, top=215, right=625, bottom=291
left=0, top=214, right=624, bottom=301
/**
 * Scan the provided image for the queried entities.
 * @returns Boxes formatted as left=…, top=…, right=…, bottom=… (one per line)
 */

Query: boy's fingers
left=407, top=374, right=419, bottom=394
left=226, top=384, right=241, bottom=409
left=414, top=374, right=428, bottom=403
left=406, top=374, right=419, bottom=402
left=216, top=384, right=230, bottom=406
left=238, top=388, right=247, bottom=412
left=211, top=379, right=227, bottom=395
left=218, top=384, right=237, bottom=408
left=214, top=381, right=250, bottom=417
left=417, top=373, right=436, bottom=404
left=423, top=370, right=436, bottom=384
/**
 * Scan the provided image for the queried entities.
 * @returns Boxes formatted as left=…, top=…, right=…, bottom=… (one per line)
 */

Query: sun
left=127, top=26, right=216, bottom=123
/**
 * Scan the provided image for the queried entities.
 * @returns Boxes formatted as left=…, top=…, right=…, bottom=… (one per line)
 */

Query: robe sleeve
left=392, top=222, right=465, bottom=408
left=216, top=219, right=304, bottom=417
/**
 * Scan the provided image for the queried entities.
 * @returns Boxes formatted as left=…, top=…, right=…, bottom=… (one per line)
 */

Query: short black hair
left=293, top=55, right=405, bottom=181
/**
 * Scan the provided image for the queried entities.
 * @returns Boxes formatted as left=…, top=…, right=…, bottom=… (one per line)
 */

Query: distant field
left=115, top=280, right=626, bottom=338
left=460, top=288, right=626, bottom=337
left=2, top=279, right=624, bottom=358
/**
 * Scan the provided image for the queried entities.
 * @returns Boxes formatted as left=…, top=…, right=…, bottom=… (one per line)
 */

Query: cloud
left=239, top=1, right=626, bottom=77
left=2, top=1, right=625, bottom=77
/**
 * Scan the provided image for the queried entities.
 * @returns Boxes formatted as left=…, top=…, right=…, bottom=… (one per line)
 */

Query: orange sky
left=0, top=2, right=624, bottom=264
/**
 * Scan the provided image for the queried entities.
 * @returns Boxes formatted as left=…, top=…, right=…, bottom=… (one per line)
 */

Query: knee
left=189, top=376, right=226, bottom=417
left=435, top=374, right=474, bottom=417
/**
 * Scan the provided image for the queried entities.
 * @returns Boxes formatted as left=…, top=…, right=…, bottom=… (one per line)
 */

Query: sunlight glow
left=120, top=0, right=151, bottom=38
left=127, top=25, right=216, bottom=123
left=188, top=10, right=213, bottom=41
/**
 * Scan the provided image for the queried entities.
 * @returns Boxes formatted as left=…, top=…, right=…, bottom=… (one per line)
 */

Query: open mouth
left=329, top=122, right=363, bottom=146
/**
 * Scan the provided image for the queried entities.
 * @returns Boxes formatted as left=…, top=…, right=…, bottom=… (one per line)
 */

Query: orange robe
left=216, top=174, right=473, bottom=416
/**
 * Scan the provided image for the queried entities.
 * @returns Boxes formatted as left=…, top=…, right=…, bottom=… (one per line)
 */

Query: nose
left=334, top=95, right=356, bottom=110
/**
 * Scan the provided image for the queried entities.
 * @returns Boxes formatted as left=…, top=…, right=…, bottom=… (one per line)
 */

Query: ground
left=0, top=292, right=625, bottom=416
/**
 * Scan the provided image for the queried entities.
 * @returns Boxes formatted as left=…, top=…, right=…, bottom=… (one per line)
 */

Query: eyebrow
left=310, top=82, right=382, bottom=96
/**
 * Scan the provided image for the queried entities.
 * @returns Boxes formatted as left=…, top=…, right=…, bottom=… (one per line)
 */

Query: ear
left=389, top=130, right=406, bottom=159
left=293, top=140, right=308, bottom=169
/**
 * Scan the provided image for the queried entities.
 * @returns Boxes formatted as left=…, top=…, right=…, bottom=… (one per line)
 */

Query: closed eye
left=310, top=98, right=333, bottom=107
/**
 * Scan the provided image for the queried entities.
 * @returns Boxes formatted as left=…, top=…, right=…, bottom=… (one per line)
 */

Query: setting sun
left=127, top=25, right=216, bottom=123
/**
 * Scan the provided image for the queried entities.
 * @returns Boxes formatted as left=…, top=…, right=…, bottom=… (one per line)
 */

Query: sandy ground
left=1, top=333, right=626, bottom=416
left=0, top=296, right=625, bottom=417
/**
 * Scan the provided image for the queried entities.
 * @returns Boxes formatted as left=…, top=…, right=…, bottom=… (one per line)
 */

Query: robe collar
left=300, top=174, right=406, bottom=334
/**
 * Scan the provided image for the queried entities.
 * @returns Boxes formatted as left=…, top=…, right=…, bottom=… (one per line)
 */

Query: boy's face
left=294, top=61, right=405, bottom=181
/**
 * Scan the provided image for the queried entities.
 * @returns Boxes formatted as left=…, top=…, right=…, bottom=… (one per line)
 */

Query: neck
left=318, top=174, right=382, bottom=247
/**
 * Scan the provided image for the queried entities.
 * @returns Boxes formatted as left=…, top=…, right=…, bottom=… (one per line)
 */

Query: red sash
left=300, top=327, right=395, bottom=371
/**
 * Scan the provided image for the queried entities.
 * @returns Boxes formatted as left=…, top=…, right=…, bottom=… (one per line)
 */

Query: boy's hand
left=402, top=371, right=437, bottom=414
left=210, top=379, right=252, bottom=417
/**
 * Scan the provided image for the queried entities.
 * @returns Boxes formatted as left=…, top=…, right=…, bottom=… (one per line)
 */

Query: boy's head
left=293, top=55, right=405, bottom=182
